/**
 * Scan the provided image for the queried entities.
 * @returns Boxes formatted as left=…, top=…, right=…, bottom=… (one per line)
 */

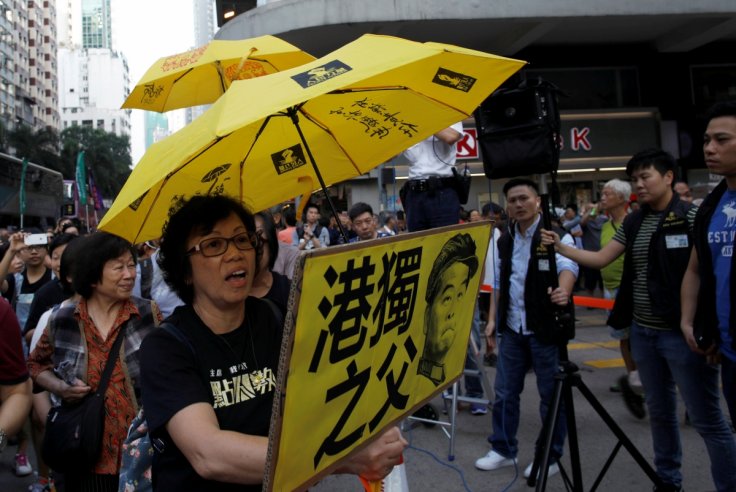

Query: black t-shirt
left=264, top=271, right=290, bottom=319
left=24, top=278, right=64, bottom=335
left=140, top=297, right=282, bottom=492
left=7, top=268, right=53, bottom=330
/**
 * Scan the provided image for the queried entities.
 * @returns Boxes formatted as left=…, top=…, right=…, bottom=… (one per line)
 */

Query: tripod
left=527, top=195, right=664, bottom=491
left=526, top=346, right=664, bottom=491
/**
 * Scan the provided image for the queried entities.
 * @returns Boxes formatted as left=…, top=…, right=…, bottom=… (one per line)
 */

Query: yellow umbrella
left=101, top=34, right=525, bottom=243
left=122, top=36, right=315, bottom=112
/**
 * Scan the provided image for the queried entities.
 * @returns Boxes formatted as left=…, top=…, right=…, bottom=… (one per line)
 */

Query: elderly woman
left=140, top=195, right=406, bottom=491
left=28, top=232, right=161, bottom=491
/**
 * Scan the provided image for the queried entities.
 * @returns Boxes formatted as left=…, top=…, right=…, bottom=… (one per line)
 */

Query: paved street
left=0, top=307, right=730, bottom=491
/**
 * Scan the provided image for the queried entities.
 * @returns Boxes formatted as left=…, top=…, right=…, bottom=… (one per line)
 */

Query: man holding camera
left=293, top=202, right=329, bottom=249
left=475, top=178, right=577, bottom=478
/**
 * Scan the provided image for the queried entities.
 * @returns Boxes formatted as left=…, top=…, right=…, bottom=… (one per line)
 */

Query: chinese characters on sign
left=268, top=224, right=490, bottom=492
left=329, top=97, right=420, bottom=140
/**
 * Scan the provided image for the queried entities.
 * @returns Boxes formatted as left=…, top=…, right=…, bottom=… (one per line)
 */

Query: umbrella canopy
left=100, top=34, right=525, bottom=244
left=122, top=36, right=315, bottom=112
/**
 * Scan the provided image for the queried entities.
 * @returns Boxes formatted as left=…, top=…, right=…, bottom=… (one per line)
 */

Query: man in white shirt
left=401, top=123, right=464, bottom=232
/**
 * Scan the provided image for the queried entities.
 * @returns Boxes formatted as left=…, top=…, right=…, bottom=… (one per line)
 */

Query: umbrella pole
left=289, top=110, right=350, bottom=244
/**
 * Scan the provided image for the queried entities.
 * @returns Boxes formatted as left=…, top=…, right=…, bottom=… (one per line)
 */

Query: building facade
left=215, top=0, right=736, bottom=212
left=57, top=0, right=130, bottom=137
left=0, top=0, right=59, bottom=133
left=58, top=47, right=130, bottom=136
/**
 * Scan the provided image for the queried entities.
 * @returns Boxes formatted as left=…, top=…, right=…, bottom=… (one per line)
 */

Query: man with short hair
left=348, top=202, right=391, bottom=242
left=597, top=178, right=645, bottom=418
left=293, top=203, right=330, bottom=249
left=682, top=100, right=736, bottom=429
left=542, top=149, right=736, bottom=492
left=475, top=178, right=577, bottom=478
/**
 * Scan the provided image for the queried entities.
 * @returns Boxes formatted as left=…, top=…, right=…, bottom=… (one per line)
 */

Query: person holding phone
left=0, top=232, right=53, bottom=334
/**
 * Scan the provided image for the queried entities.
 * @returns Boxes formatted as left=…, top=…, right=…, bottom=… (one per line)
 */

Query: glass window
left=525, top=67, right=641, bottom=110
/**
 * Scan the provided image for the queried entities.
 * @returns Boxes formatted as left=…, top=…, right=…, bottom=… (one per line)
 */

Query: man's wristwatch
left=0, top=427, right=7, bottom=452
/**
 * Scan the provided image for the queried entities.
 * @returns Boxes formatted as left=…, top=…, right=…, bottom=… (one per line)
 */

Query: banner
left=19, top=158, right=27, bottom=215
left=88, top=169, right=104, bottom=211
left=76, top=151, right=87, bottom=206
left=265, top=222, right=491, bottom=491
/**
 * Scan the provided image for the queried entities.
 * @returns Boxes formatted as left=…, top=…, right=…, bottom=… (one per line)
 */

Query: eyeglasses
left=186, top=232, right=257, bottom=257
left=19, top=245, right=46, bottom=253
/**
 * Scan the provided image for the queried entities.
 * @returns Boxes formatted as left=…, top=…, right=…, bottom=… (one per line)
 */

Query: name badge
left=665, top=234, right=688, bottom=249
left=538, top=259, right=550, bottom=271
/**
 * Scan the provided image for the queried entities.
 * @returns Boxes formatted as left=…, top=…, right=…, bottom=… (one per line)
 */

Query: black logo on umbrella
left=201, top=163, right=232, bottom=195
left=432, top=68, right=476, bottom=93
left=292, top=60, right=352, bottom=88
left=128, top=190, right=149, bottom=211
left=272, top=145, right=307, bottom=175
left=141, top=83, right=164, bottom=103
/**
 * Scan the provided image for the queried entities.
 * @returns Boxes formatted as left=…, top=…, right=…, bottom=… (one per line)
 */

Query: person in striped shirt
left=541, top=149, right=736, bottom=492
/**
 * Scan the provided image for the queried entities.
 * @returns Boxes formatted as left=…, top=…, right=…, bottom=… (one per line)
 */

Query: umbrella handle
left=231, top=47, right=258, bottom=85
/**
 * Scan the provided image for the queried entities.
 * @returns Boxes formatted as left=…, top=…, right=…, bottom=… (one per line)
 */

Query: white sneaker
left=475, top=450, right=517, bottom=471
left=523, top=461, right=560, bottom=479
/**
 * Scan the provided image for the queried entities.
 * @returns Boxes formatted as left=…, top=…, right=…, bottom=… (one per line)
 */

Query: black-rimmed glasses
left=186, top=231, right=257, bottom=257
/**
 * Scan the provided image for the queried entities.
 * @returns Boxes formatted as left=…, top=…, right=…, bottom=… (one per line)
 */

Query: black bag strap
left=94, top=327, right=126, bottom=398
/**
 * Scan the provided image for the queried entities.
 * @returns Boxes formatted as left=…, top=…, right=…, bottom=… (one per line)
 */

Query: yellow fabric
left=269, top=224, right=490, bottom=491
left=122, top=36, right=315, bottom=112
left=101, top=34, right=525, bottom=243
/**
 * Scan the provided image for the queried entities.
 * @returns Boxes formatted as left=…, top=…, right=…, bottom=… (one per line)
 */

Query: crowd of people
left=0, top=101, right=734, bottom=492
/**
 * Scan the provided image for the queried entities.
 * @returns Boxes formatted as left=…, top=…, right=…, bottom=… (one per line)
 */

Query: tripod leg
left=573, top=376, right=664, bottom=488
left=563, top=375, right=583, bottom=492
left=529, top=372, right=565, bottom=490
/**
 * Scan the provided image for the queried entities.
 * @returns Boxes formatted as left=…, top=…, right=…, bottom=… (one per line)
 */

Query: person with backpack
left=139, top=195, right=406, bottom=491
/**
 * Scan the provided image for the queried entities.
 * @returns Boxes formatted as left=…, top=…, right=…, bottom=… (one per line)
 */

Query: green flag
left=76, top=151, right=87, bottom=206
left=19, top=157, right=27, bottom=214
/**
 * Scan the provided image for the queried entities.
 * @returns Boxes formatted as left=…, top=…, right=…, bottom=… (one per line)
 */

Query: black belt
left=407, top=176, right=455, bottom=192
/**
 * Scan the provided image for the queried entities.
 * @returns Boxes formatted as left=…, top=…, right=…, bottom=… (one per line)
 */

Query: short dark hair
left=48, top=233, right=77, bottom=256
left=255, top=211, right=278, bottom=270
left=625, top=148, right=675, bottom=177
left=425, top=233, right=479, bottom=305
left=283, top=207, right=297, bottom=227
left=705, top=101, right=736, bottom=125
left=59, top=236, right=82, bottom=297
left=565, top=203, right=578, bottom=214
left=503, top=178, right=539, bottom=196
left=72, top=232, right=137, bottom=299
left=302, top=203, right=319, bottom=221
left=348, top=202, right=373, bottom=222
left=158, top=195, right=257, bottom=305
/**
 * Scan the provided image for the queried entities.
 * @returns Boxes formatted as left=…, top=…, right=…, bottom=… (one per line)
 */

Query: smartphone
left=25, top=233, right=48, bottom=246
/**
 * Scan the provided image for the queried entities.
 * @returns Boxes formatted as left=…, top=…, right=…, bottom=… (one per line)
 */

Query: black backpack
left=474, top=78, right=562, bottom=179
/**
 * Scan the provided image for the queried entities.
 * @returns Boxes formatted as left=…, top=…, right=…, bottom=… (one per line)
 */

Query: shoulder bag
left=42, top=326, right=126, bottom=473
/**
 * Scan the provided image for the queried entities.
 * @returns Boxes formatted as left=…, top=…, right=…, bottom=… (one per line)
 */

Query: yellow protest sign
left=265, top=222, right=491, bottom=491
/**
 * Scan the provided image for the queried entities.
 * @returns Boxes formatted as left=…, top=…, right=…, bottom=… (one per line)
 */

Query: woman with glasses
left=139, top=195, right=406, bottom=491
